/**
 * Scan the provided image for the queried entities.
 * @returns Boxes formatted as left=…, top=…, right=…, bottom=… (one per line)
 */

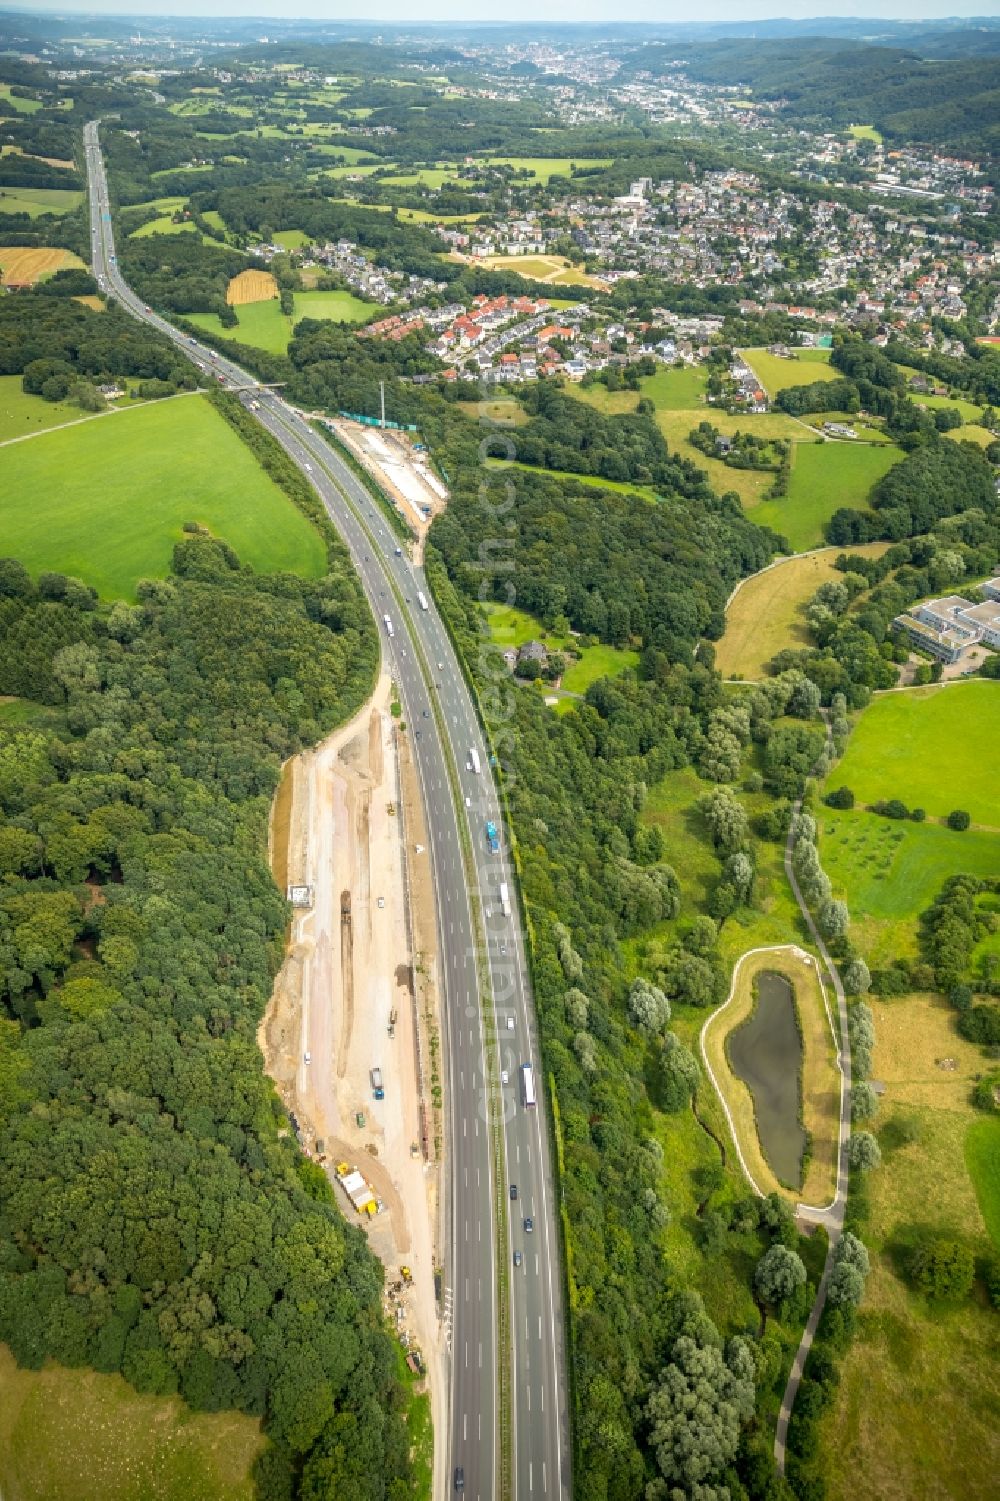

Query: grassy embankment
left=0, top=394, right=326, bottom=598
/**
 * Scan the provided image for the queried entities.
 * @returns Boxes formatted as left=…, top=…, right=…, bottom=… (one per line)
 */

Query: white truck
left=469, top=746, right=481, bottom=775
left=417, top=590, right=429, bottom=611
left=500, top=882, right=511, bottom=918
left=383, top=614, right=394, bottom=638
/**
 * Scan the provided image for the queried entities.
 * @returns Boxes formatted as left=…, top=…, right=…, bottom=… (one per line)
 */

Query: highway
left=84, top=121, right=570, bottom=1501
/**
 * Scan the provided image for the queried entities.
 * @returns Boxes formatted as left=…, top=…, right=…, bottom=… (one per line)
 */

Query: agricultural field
left=749, top=439, right=901, bottom=551
left=0, top=247, right=85, bottom=285
left=819, top=808, right=1000, bottom=965
left=380, top=166, right=458, bottom=189
left=0, top=187, right=82, bottom=217
left=945, top=423, right=995, bottom=449
left=0, top=374, right=94, bottom=442
left=715, top=542, right=890, bottom=680
left=741, top=346, right=836, bottom=398
left=226, top=268, right=278, bottom=305
left=0, top=394, right=327, bottom=599
left=0, top=1345, right=263, bottom=1501
left=816, top=994, right=1000, bottom=1501
left=831, top=682, right=1000, bottom=828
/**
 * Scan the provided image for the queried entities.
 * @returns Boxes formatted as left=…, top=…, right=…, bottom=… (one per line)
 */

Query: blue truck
left=486, top=821, right=500, bottom=855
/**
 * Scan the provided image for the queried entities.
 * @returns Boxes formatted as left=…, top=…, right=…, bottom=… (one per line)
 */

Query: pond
left=727, top=970, right=806, bottom=1190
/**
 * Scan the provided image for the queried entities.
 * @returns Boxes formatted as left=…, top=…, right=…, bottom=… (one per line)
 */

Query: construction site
left=259, top=670, right=445, bottom=1457
left=326, top=416, right=449, bottom=543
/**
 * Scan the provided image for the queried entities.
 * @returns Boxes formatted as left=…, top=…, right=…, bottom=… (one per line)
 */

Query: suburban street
left=84, top=119, right=570, bottom=1501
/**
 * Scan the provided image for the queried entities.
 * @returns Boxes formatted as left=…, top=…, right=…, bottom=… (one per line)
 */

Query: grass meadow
left=0, top=395, right=326, bottom=598
left=819, top=807, right=1000, bottom=965
left=0, top=1345, right=262, bottom=1501
left=0, top=187, right=82, bottom=217
left=0, top=374, right=90, bottom=442
left=715, top=543, right=890, bottom=680
left=816, top=994, right=1000, bottom=1501
left=741, top=346, right=836, bottom=397
left=750, top=440, right=901, bottom=552
left=189, top=289, right=372, bottom=353
left=832, top=682, right=1000, bottom=827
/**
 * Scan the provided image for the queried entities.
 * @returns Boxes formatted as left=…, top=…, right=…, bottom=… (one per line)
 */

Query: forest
left=424, top=438, right=847, bottom=1495
left=0, top=540, right=416, bottom=1499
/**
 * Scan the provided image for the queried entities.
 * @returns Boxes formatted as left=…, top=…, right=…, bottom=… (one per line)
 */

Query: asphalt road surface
left=84, top=121, right=570, bottom=1501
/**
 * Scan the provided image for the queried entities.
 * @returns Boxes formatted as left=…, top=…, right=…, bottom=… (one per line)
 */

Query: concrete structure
left=893, top=586, right=1000, bottom=662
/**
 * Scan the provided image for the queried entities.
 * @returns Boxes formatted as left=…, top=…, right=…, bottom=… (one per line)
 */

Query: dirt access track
left=259, top=670, right=446, bottom=1471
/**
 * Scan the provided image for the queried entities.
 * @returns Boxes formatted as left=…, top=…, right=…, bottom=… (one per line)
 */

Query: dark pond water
left=728, top=970, right=806, bottom=1190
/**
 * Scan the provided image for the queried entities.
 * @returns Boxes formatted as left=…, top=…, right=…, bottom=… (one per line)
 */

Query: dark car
left=524, top=1216, right=534, bottom=1233
left=510, top=1183, right=518, bottom=1200
left=454, top=1466, right=465, bottom=1491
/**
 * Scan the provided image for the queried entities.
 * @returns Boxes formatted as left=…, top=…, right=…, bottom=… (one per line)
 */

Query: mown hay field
left=0, top=246, right=84, bottom=284
left=226, top=268, right=278, bottom=306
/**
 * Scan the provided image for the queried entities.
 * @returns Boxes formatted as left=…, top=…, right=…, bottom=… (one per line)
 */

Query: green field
left=480, top=601, right=570, bottom=652
left=130, top=215, right=197, bottom=238
left=716, top=543, right=890, bottom=680
left=750, top=440, right=901, bottom=551
left=189, top=289, right=372, bottom=354
left=0, top=187, right=82, bottom=217
left=574, top=364, right=708, bottom=417
left=0, top=84, right=42, bottom=114
left=380, top=166, right=458, bottom=189
left=0, top=375, right=92, bottom=442
left=273, top=228, right=310, bottom=248
left=819, top=807, right=1000, bottom=963
left=832, top=682, right=1000, bottom=827
left=816, top=994, right=1000, bottom=1501
left=848, top=123, right=883, bottom=142
left=741, top=347, right=835, bottom=398
left=965, top=1117, right=1000, bottom=1247
left=558, top=642, right=640, bottom=699
left=480, top=156, right=613, bottom=184
left=946, top=423, right=995, bottom=449
left=0, top=1345, right=262, bottom=1501
left=0, top=395, right=326, bottom=599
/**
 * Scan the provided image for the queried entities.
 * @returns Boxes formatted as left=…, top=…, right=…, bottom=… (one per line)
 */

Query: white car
left=501, top=1070, right=509, bottom=1085
left=304, top=1051, right=311, bottom=1063
left=506, top=1017, right=515, bottom=1032
left=377, top=896, right=385, bottom=909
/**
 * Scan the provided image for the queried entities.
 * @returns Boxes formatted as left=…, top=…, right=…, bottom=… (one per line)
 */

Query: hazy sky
left=10, top=1, right=998, bottom=22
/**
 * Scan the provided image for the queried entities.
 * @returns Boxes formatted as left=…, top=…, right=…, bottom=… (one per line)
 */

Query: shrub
left=909, top=1238, right=975, bottom=1302
left=825, top=786, right=855, bottom=810
left=947, top=809, right=971, bottom=831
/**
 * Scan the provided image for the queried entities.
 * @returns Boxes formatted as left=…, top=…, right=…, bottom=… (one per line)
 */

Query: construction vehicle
left=387, top=802, right=396, bottom=816
left=486, top=820, right=500, bottom=854
left=400, top=1265, right=413, bottom=1284
left=388, top=1007, right=398, bottom=1039
left=355, top=1111, right=365, bottom=1129
left=370, top=1066, right=384, bottom=1101
left=341, top=891, right=351, bottom=924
